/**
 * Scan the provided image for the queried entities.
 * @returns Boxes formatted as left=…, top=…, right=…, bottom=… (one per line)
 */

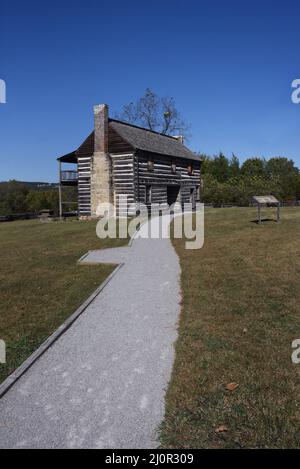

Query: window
left=145, top=185, right=152, bottom=204
left=187, top=163, right=194, bottom=175
left=171, top=162, right=176, bottom=174
left=148, top=159, right=154, bottom=171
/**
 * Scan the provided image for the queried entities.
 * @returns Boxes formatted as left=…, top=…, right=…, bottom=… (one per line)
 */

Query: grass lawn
left=0, top=218, right=127, bottom=385
left=161, top=207, right=300, bottom=448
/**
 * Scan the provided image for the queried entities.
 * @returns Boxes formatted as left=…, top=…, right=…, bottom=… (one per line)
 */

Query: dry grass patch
left=161, top=207, right=300, bottom=448
left=0, top=218, right=127, bottom=384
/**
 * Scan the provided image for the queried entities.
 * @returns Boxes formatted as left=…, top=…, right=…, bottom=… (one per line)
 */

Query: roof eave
left=57, top=151, right=77, bottom=163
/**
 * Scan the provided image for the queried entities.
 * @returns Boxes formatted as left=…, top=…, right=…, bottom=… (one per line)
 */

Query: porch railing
left=60, top=170, right=78, bottom=182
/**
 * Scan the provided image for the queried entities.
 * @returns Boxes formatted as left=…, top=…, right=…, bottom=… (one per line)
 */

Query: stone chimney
left=90, top=104, right=113, bottom=217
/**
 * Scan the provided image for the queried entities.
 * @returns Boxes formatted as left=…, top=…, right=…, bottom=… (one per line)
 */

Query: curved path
left=0, top=215, right=181, bottom=449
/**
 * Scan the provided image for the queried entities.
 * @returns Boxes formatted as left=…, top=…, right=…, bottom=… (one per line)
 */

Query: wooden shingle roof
left=109, top=119, right=200, bottom=161
left=58, top=119, right=200, bottom=162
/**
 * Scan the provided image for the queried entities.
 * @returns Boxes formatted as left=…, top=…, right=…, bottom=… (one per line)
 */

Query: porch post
left=58, top=160, right=63, bottom=219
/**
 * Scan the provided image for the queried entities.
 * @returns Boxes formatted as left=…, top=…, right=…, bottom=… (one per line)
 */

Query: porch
left=57, top=151, right=78, bottom=217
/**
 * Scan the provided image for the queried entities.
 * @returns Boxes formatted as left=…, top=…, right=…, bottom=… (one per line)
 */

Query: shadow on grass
left=250, top=218, right=279, bottom=224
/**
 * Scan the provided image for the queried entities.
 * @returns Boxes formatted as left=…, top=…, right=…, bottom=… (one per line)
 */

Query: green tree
left=25, top=190, right=59, bottom=213
left=266, top=157, right=300, bottom=200
left=201, top=153, right=300, bottom=205
left=209, top=152, right=230, bottom=183
left=199, top=154, right=213, bottom=175
left=266, top=157, right=298, bottom=178
left=229, top=153, right=240, bottom=178
left=0, top=180, right=29, bottom=214
left=241, top=158, right=267, bottom=178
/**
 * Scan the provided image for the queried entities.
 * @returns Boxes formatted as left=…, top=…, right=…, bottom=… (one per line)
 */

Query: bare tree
left=115, top=88, right=189, bottom=138
left=117, top=102, right=139, bottom=125
left=136, top=88, right=160, bottom=131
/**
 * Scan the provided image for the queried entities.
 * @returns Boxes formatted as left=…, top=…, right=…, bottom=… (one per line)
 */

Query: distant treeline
left=0, top=180, right=76, bottom=216
left=199, top=154, right=300, bottom=205
left=1, top=156, right=299, bottom=214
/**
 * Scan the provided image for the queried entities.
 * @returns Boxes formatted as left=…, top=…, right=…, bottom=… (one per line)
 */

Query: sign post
left=252, top=195, right=280, bottom=224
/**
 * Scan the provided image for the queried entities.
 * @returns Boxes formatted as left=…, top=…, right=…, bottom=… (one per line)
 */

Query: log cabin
left=57, top=104, right=202, bottom=217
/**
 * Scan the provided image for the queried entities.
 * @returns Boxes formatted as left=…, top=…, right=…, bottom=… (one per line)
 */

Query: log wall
left=76, top=145, right=201, bottom=216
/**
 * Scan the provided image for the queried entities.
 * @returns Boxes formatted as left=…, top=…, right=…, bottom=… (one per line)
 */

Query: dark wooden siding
left=77, top=133, right=94, bottom=157
left=76, top=127, right=134, bottom=159
left=108, top=127, right=134, bottom=154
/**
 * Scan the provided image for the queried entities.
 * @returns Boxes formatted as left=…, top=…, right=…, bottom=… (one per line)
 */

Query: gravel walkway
left=0, top=215, right=181, bottom=449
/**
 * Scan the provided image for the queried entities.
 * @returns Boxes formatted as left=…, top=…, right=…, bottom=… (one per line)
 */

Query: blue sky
left=1, top=0, right=300, bottom=182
